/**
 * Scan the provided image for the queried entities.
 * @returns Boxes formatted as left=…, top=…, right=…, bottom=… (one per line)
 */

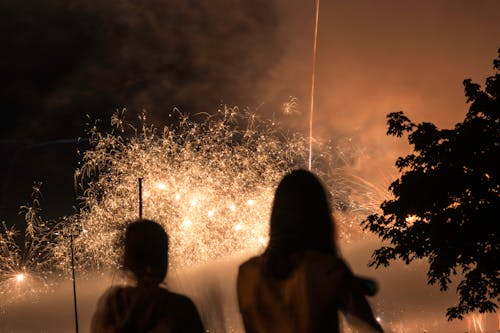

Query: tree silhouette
left=362, top=49, right=499, bottom=320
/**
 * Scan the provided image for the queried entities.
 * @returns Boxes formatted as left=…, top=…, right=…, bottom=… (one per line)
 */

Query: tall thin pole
left=70, top=234, right=79, bottom=333
left=308, top=0, right=320, bottom=171
left=138, top=178, right=143, bottom=219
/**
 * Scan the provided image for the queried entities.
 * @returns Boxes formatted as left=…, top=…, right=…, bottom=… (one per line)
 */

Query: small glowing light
left=16, top=273, right=25, bottom=283
left=82, top=228, right=88, bottom=234
left=156, top=182, right=166, bottom=190
left=258, top=237, right=266, bottom=245
left=182, top=219, right=192, bottom=227
left=376, top=317, right=381, bottom=322
left=246, top=199, right=255, bottom=206
left=405, top=215, right=419, bottom=224
left=234, top=224, right=242, bottom=231
left=207, top=210, right=215, bottom=218
left=174, top=193, right=181, bottom=201
left=229, top=204, right=236, bottom=212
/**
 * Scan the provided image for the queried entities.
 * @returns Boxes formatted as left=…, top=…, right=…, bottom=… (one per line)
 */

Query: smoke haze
left=2, top=244, right=499, bottom=332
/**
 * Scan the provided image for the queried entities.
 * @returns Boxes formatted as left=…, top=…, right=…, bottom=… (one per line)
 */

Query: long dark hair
left=265, top=169, right=337, bottom=278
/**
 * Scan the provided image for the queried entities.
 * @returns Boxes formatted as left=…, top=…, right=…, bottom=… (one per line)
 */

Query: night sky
left=0, top=0, right=500, bottom=224
left=1, top=1, right=500, bottom=330
left=2, top=0, right=500, bottom=226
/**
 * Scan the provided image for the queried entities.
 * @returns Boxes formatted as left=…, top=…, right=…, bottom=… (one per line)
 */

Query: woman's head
left=123, top=219, right=168, bottom=286
left=268, top=169, right=336, bottom=255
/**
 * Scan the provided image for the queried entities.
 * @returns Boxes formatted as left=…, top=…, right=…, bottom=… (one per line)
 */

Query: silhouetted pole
left=138, top=178, right=143, bottom=219
left=70, top=233, right=79, bottom=333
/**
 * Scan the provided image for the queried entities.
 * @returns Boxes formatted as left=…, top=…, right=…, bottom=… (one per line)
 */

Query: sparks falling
left=1, top=107, right=387, bottom=310
left=60, top=107, right=367, bottom=270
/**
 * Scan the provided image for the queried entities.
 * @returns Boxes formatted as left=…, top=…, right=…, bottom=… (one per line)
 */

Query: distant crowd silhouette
left=91, top=169, right=383, bottom=333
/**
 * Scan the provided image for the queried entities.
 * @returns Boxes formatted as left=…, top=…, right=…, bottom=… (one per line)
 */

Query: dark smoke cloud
left=0, top=0, right=282, bottom=140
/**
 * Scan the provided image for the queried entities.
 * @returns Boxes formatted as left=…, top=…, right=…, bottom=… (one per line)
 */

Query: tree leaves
left=362, top=49, right=500, bottom=320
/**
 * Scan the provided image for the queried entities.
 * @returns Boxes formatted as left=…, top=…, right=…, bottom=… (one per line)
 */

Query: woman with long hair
left=91, top=219, right=205, bottom=333
left=237, top=169, right=383, bottom=333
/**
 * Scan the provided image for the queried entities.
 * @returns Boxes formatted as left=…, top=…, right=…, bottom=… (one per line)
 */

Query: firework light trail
left=308, top=0, right=320, bottom=171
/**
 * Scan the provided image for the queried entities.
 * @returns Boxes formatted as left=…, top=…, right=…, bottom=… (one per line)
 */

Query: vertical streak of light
left=309, top=0, right=320, bottom=171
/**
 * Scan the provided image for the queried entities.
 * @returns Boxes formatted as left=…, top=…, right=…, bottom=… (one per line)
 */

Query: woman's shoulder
left=93, top=286, right=204, bottom=333
left=163, top=289, right=197, bottom=308
left=91, top=286, right=133, bottom=331
left=239, top=255, right=265, bottom=271
left=162, top=289, right=205, bottom=332
left=237, top=256, right=267, bottom=301
left=96, top=286, right=199, bottom=317
left=96, top=285, right=130, bottom=305
left=290, top=251, right=351, bottom=288
left=238, top=255, right=271, bottom=283
left=100, top=285, right=126, bottom=296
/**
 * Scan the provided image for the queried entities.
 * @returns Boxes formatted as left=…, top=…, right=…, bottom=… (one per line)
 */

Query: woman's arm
left=338, top=261, right=384, bottom=332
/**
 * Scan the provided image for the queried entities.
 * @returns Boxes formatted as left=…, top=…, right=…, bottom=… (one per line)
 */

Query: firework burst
left=0, top=183, right=60, bottom=307
left=49, top=107, right=383, bottom=273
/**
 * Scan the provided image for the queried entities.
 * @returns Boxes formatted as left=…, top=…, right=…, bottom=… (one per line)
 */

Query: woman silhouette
left=91, top=219, right=205, bottom=333
left=237, top=169, right=383, bottom=333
